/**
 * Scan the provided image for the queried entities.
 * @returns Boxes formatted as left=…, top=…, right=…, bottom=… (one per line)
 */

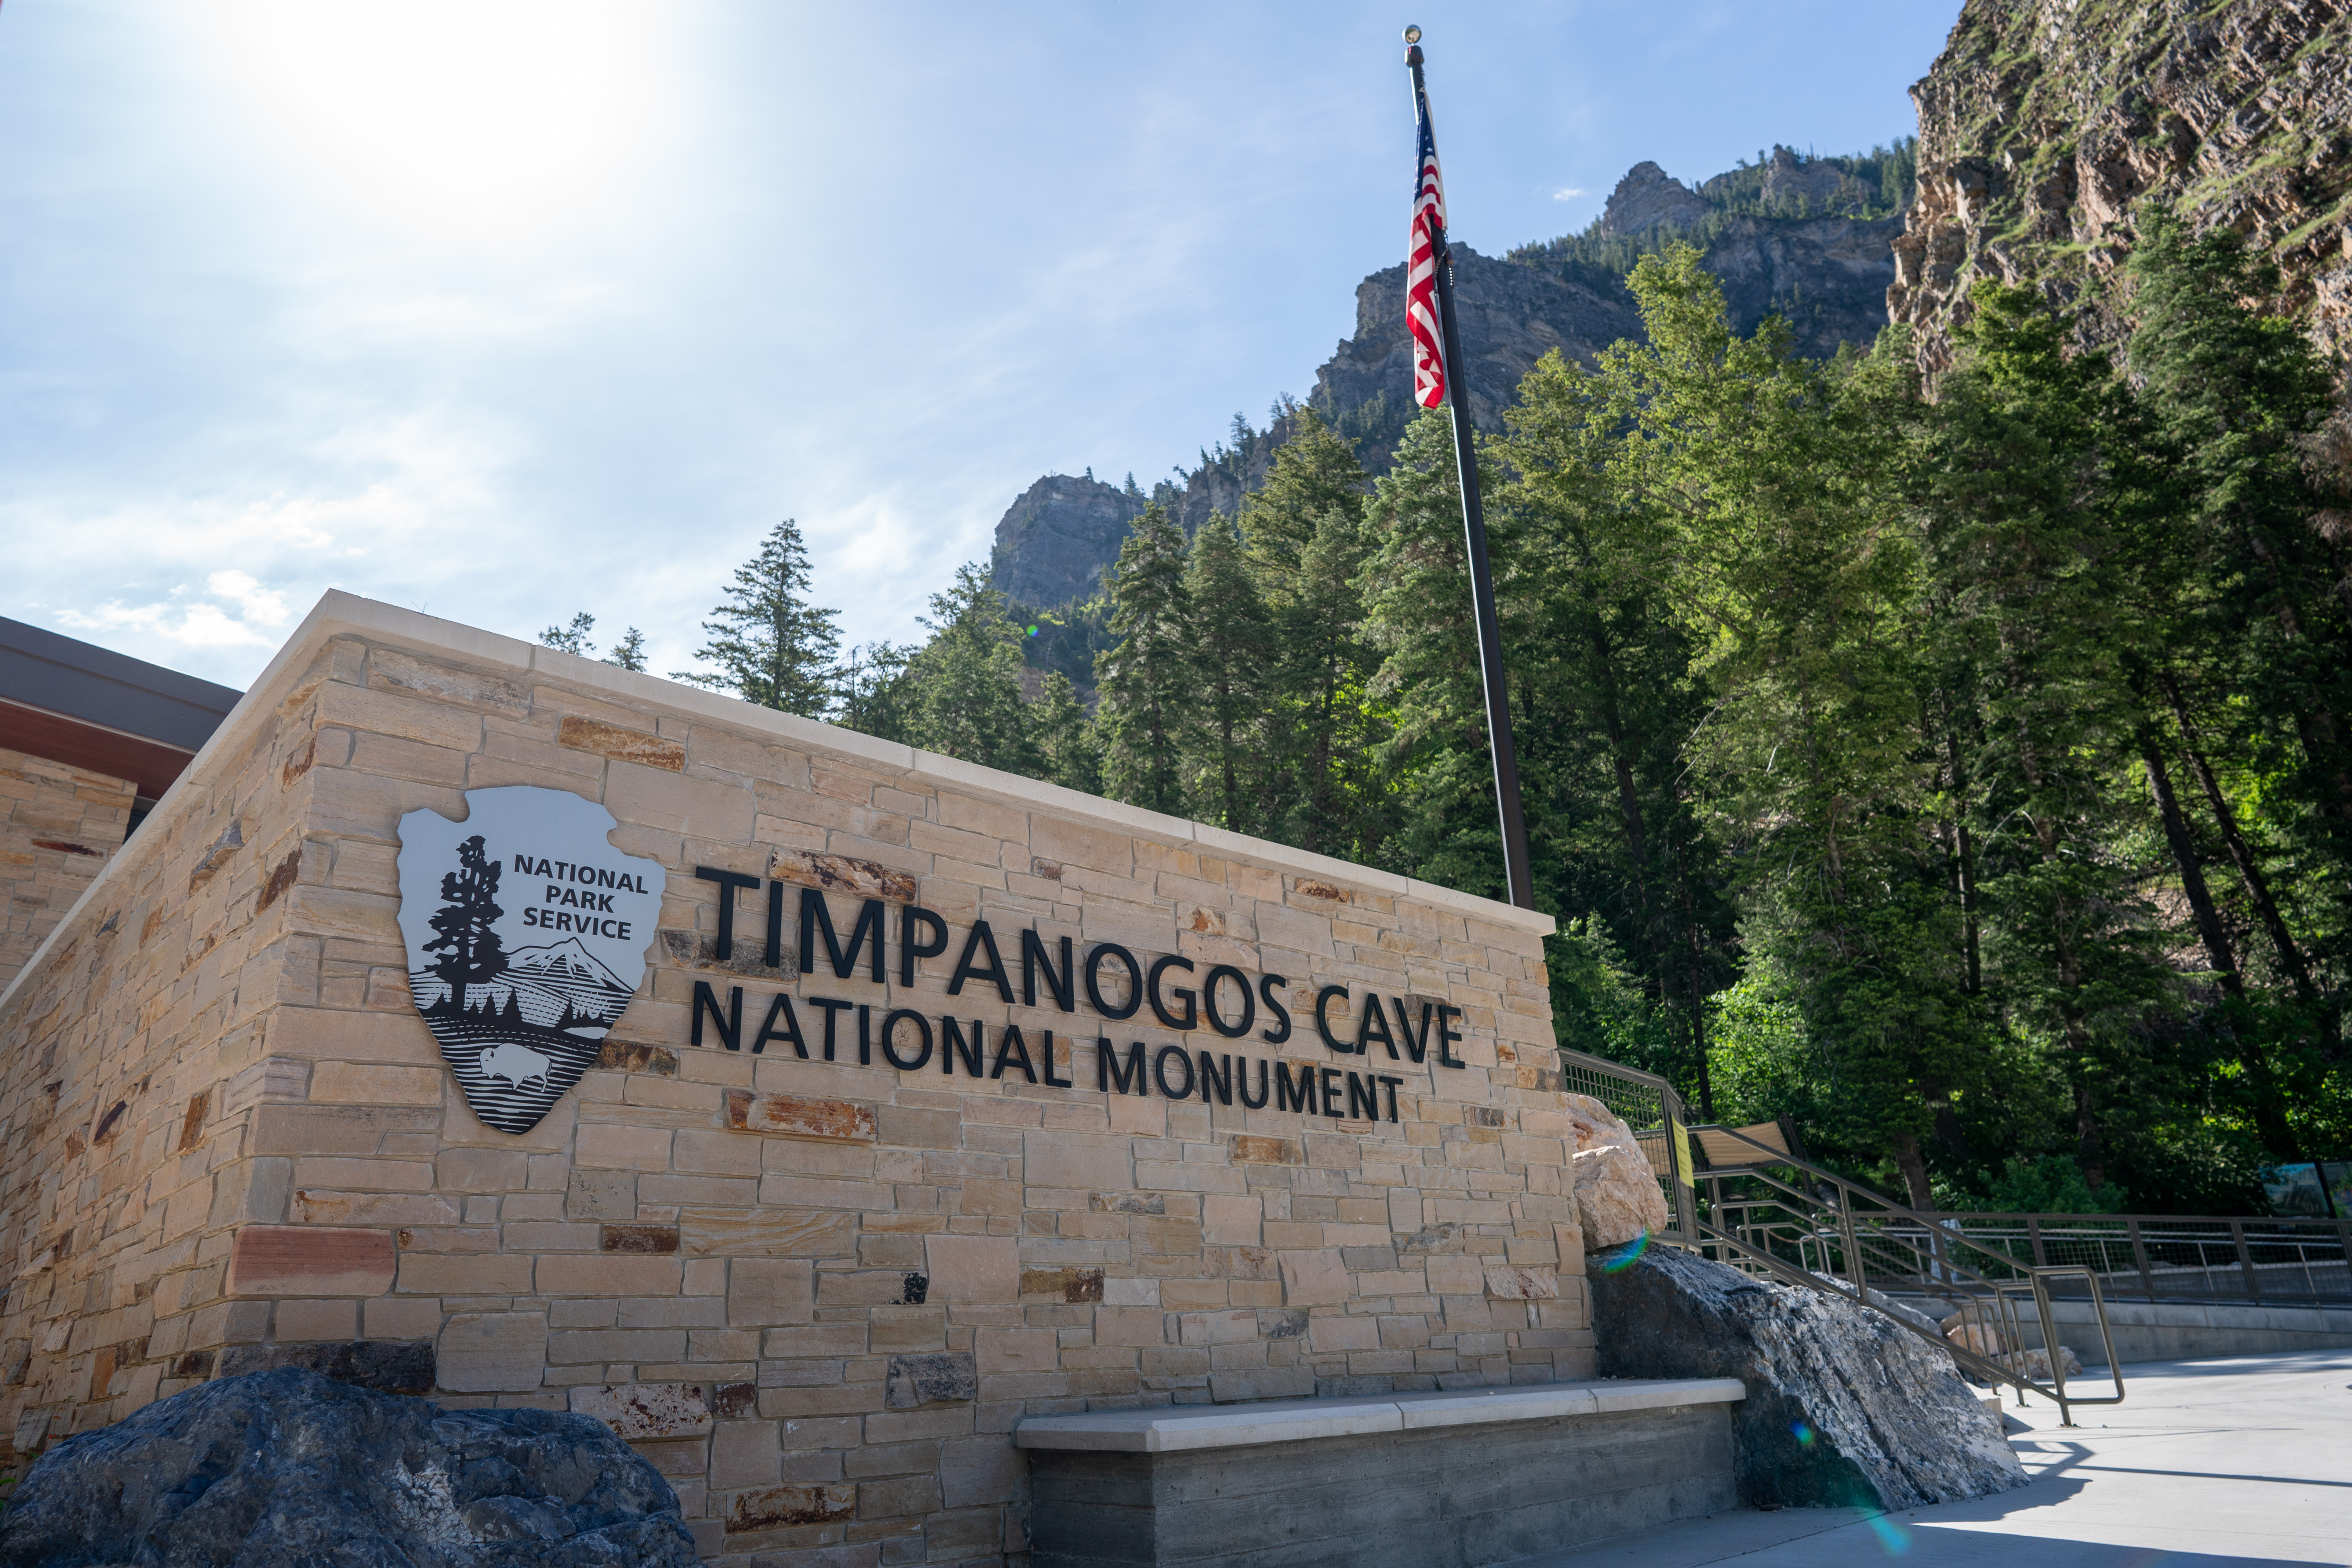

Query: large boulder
left=1592, top=1244, right=2027, bottom=1510
left=1563, top=1094, right=1671, bottom=1249
left=0, top=1367, right=698, bottom=1568
left=1941, top=1300, right=2085, bottom=1380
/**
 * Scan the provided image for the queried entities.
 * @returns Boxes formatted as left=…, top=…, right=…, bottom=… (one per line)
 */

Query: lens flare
left=1790, top=1419, right=1814, bottom=1446
left=1864, top=1514, right=1912, bottom=1556
left=1595, top=1231, right=1651, bottom=1272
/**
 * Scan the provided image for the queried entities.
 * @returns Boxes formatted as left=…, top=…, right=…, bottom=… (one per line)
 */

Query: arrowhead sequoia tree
left=422, top=835, right=508, bottom=1016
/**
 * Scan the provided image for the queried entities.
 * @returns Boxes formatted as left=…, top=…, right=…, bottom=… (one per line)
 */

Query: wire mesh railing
left=1798, top=1212, right=2352, bottom=1307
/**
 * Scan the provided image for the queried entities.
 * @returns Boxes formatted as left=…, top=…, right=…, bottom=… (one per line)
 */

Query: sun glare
left=206, top=0, right=682, bottom=248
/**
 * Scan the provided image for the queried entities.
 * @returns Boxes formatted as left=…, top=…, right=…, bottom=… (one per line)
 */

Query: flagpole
left=1405, top=27, right=1536, bottom=912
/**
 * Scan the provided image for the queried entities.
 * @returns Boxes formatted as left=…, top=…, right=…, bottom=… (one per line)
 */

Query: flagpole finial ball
left=1403, top=24, right=1421, bottom=43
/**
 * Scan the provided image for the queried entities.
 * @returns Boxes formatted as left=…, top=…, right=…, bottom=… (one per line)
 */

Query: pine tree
left=1032, top=672, right=1103, bottom=795
left=1278, top=505, right=1383, bottom=860
left=1503, top=346, right=1726, bottom=1083
left=603, top=628, right=649, bottom=673
left=540, top=612, right=595, bottom=655
left=675, top=519, right=842, bottom=718
left=1362, top=408, right=1511, bottom=893
left=835, top=642, right=918, bottom=745
left=1096, top=505, right=1193, bottom=815
left=2127, top=210, right=2352, bottom=959
left=903, top=565, right=1038, bottom=775
left=1183, top=515, right=1273, bottom=831
left=1920, top=283, right=2173, bottom=1194
left=1239, top=408, right=1369, bottom=590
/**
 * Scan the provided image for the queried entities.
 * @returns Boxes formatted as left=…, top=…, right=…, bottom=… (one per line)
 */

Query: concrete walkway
left=1532, top=1348, right=2352, bottom=1566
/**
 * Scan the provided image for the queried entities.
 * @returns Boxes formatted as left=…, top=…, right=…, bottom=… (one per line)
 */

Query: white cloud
left=10, top=407, right=523, bottom=680
left=59, top=592, right=280, bottom=650
left=1552, top=187, right=1587, bottom=201
left=205, top=570, right=292, bottom=628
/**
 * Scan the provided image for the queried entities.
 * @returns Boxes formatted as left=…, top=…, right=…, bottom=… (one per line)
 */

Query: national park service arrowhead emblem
left=395, top=786, right=664, bottom=1134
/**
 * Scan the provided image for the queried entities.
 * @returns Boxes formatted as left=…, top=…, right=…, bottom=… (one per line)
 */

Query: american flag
left=1407, top=89, right=1447, bottom=409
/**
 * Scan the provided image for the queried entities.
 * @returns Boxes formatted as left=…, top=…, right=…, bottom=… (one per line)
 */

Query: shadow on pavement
left=1899, top=1526, right=2339, bottom=1567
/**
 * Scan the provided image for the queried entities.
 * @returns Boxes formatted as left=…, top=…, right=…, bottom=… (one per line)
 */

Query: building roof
left=0, top=616, right=243, bottom=798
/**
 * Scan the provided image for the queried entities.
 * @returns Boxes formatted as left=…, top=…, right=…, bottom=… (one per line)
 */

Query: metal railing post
left=2031, top=1272, right=2071, bottom=1426
left=2027, top=1214, right=2047, bottom=1269
left=2129, top=1219, right=2154, bottom=1303
left=2232, top=1220, right=2260, bottom=1300
left=1840, top=1187, right=1866, bottom=1297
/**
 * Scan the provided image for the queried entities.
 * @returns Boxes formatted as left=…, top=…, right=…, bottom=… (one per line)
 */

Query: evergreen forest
left=555, top=216, right=2352, bottom=1219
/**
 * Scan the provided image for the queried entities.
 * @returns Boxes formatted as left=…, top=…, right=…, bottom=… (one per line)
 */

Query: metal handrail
left=1548, top=1049, right=2153, bottom=1422
left=1677, top=1121, right=2131, bottom=1424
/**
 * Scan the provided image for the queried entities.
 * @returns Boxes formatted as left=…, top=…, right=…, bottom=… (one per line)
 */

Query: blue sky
left=0, top=2, right=1957, bottom=688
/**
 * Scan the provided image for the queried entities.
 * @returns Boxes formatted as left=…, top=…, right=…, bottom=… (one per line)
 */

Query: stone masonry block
left=884, top=1352, right=977, bottom=1409
left=1277, top=1249, right=1350, bottom=1307
left=923, top=1234, right=1018, bottom=1303
left=975, top=1329, right=1058, bottom=1374
left=539, top=1254, right=681, bottom=1296
left=308, top=1063, right=444, bottom=1106
left=1022, top=1131, right=1131, bottom=1191
left=1426, top=1256, right=1488, bottom=1295
left=724, top=1089, right=875, bottom=1142
left=725, top=1485, right=856, bottom=1534
left=1307, top=1314, right=1379, bottom=1353
left=568, top=1381, right=715, bottom=1439
left=557, top=715, right=685, bottom=772
left=436, top=1311, right=548, bottom=1393
left=1485, top=1266, right=1561, bottom=1301
left=1094, top=1307, right=1167, bottom=1348
left=938, top=1434, right=1027, bottom=1510
left=729, top=1258, right=814, bottom=1327
left=708, top=1418, right=782, bottom=1489
left=1207, top=1367, right=1314, bottom=1403
left=1201, top=1194, right=1263, bottom=1245
left=1178, top=1310, right=1259, bottom=1347
left=224, top=1227, right=396, bottom=1298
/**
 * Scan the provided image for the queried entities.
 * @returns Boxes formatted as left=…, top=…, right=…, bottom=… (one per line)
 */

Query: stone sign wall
left=0, top=745, right=136, bottom=991
left=0, top=594, right=1578, bottom=1566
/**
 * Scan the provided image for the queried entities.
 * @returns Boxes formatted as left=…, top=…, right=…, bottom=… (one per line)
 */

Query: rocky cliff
left=1310, top=242, right=1645, bottom=468
left=993, top=145, right=1913, bottom=611
left=988, top=473, right=1147, bottom=609
left=1889, top=0, right=2352, bottom=374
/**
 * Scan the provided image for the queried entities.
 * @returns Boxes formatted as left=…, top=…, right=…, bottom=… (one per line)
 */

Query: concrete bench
left=1016, top=1377, right=1746, bottom=1568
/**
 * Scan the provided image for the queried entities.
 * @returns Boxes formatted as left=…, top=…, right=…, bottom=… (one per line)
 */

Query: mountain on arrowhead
left=509, top=936, right=629, bottom=994
left=410, top=935, right=634, bottom=1029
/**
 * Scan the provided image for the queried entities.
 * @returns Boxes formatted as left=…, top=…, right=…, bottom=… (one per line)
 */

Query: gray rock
left=989, top=473, right=1147, bottom=609
left=1592, top=1245, right=2026, bottom=1510
left=0, top=1367, right=697, bottom=1568
left=1804, top=1273, right=1951, bottom=1338
left=216, top=1338, right=436, bottom=1396
left=885, top=1352, right=976, bottom=1409
left=1596, top=161, right=1714, bottom=238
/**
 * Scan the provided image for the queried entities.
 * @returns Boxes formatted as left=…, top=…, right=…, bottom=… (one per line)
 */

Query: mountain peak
left=989, top=472, right=1146, bottom=609
left=1596, top=161, right=1710, bottom=238
left=509, top=936, right=626, bottom=991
